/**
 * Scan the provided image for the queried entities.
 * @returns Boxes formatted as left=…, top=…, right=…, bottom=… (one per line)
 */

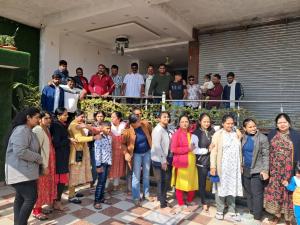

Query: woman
left=265, top=113, right=300, bottom=225
left=151, top=111, right=171, bottom=209
left=50, top=107, right=71, bottom=210
left=32, top=111, right=57, bottom=220
left=5, top=107, right=43, bottom=225
left=193, top=113, right=215, bottom=212
left=108, top=111, right=126, bottom=192
left=170, top=115, right=198, bottom=213
left=68, top=110, right=99, bottom=204
left=89, top=111, right=106, bottom=188
left=241, top=118, right=269, bottom=223
left=185, top=76, right=201, bottom=109
left=210, top=114, right=243, bottom=222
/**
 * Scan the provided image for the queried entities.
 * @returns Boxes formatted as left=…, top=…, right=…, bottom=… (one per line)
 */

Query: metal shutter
left=199, top=21, right=300, bottom=128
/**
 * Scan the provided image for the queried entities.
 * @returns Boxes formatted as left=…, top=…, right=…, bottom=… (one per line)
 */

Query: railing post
left=237, top=101, right=240, bottom=127
left=145, top=98, right=148, bottom=110
left=162, top=92, right=166, bottom=111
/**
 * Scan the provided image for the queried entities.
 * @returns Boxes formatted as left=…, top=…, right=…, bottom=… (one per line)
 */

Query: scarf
left=228, top=80, right=236, bottom=108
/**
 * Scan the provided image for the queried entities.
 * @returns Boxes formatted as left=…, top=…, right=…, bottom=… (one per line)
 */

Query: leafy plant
left=0, top=27, right=18, bottom=47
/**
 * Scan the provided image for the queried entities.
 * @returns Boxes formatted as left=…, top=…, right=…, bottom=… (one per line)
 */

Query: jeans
left=171, top=100, right=184, bottom=107
left=95, top=163, right=111, bottom=203
left=152, top=162, right=169, bottom=207
left=89, top=146, right=97, bottom=184
left=12, top=180, right=38, bottom=225
left=215, top=192, right=236, bottom=214
left=294, top=205, right=300, bottom=225
left=197, top=165, right=209, bottom=204
left=132, top=151, right=151, bottom=200
left=242, top=172, right=264, bottom=220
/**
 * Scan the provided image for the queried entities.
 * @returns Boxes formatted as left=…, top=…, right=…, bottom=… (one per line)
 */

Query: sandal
left=93, top=203, right=102, bottom=210
left=101, top=199, right=112, bottom=205
left=53, top=201, right=67, bottom=211
left=42, top=208, right=53, bottom=214
left=270, top=216, right=281, bottom=225
left=33, top=213, right=48, bottom=221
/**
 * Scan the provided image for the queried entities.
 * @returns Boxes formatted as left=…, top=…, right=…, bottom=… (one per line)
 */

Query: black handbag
left=75, top=150, right=83, bottom=162
left=196, top=153, right=210, bottom=168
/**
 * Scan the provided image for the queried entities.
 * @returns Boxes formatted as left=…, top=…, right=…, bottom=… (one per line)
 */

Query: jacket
left=41, top=84, right=64, bottom=112
left=206, top=83, right=223, bottom=109
left=222, top=82, right=244, bottom=108
left=5, top=125, right=43, bottom=185
left=210, top=129, right=242, bottom=177
left=122, top=120, right=152, bottom=168
left=171, top=128, right=191, bottom=168
left=241, top=131, right=269, bottom=175
left=89, top=73, right=115, bottom=95
left=50, top=120, right=70, bottom=174
left=151, top=123, right=169, bottom=164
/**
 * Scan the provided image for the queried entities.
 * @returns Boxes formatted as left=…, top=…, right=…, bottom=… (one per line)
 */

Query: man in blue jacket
left=222, top=72, right=244, bottom=108
left=41, top=74, right=64, bottom=113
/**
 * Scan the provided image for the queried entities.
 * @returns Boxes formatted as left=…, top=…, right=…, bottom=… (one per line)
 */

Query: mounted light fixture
left=115, top=35, right=129, bottom=56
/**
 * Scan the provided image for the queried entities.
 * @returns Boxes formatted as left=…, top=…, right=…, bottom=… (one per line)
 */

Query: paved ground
left=0, top=184, right=289, bottom=225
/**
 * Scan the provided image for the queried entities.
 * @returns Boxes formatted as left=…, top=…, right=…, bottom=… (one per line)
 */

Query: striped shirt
left=123, top=73, right=144, bottom=97
left=94, top=134, right=112, bottom=166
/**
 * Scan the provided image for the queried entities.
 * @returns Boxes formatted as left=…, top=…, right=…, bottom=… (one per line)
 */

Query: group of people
left=5, top=101, right=300, bottom=225
left=41, top=60, right=244, bottom=121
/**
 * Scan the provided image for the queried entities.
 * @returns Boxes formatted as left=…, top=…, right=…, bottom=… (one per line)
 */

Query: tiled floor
left=0, top=184, right=289, bottom=225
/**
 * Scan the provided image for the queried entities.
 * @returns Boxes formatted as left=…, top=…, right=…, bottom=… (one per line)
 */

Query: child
left=283, top=162, right=300, bottom=225
left=200, top=73, right=215, bottom=92
left=94, top=121, right=112, bottom=210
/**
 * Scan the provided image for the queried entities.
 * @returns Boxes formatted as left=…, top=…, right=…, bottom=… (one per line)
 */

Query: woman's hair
left=275, top=113, right=291, bottom=126
left=198, top=113, right=212, bottom=129
left=55, top=107, right=67, bottom=117
left=295, top=161, right=300, bottom=174
left=40, top=110, right=50, bottom=118
left=75, top=109, right=84, bottom=117
left=243, top=118, right=257, bottom=128
left=93, top=111, right=106, bottom=119
left=221, top=114, right=235, bottom=124
left=128, top=114, right=139, bottom=124
left=112, top=111, right=122, bottom=120
left=4, top=107, right=40, bottom=149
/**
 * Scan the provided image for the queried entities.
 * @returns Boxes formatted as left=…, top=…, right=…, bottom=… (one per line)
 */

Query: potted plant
left=0, top=27, right=18, bottom=50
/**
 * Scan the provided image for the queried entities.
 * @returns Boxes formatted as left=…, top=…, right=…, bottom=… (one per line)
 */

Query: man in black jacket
left=222, top=72, right=244, bottom=108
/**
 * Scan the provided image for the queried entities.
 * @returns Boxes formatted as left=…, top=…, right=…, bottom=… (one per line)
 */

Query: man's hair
left=213, top=74, right=221, bottom=80
left=159, top=63, right=166, bottom=68
left=147, top=64, right=154, bottom=68
left=76, top=67, right=83, bottom=72
left=59, top=60, right=67, bottom=66
left=227, top=72, right=235, bottom=78
left=67, top=77, right=75, bottom=82
left=111, top=65, right=119, bottom=70
left=131, top=62, right=138, bottom=68
left=52, top=74, right=62, bottom=79
left=174, top=71, right=182, bottom=76
left=101, top=121, right=111, bottom=127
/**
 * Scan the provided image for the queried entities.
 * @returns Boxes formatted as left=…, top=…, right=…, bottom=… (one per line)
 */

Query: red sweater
left=89, top=74, right=115, bottom=95
left=206, top=83, right=223, bottom=108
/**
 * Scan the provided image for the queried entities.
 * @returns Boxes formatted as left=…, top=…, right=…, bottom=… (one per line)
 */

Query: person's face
left=211, top=76, right=220, bottom=85
left=227, top=76, right=234, bottom=84
left=111, top=113, right=120, bottom=125
left=134, top=110, right=142, bottom=121
left=159, top=113, right=170, bottom=126
left=27, top=113, right=40, bottom=128
left=58, top=111, right=68, bottom=122
left=76, top=114, right=85, bottom=123
left=40, top=114, right=51, bottom=127
left=96, top=113, right=105, bottom=123
left=52, top=77, right=61, bottom=86
left=179, top=117, right=189, bottom=130
left=174, top=75, right=182, bottom=82
left=131, top=65, right=138, bottom=73
left=147, top=67, right=154, bottom=75
left=188, top=77, right=195, bottom=84
left=98, top=65, right=106, bottom=75
left=158, top=66, right=166, bottom=75
left=76, top=69, right=83, bottom=76
left=277, top=117, right=290, bottom=133
left=102, top=126, right=111, bottom=135
left=200, top=115, right=211, bottom=130
left=244, top=121, right=257, bottom=135
left=111, top=68, right=118, bottom=76
left=59, top=64, right=67, bottom=71
left=67, top=80, right=75, bottom=89
left=223, top=118, right=234, bottom=132
left=204, top=76, right=209, bottom=82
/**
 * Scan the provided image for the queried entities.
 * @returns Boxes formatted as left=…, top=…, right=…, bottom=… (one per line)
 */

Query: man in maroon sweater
left=205, top=74, right=223, bottom=109
left=89, top=64, right=115, bottom=97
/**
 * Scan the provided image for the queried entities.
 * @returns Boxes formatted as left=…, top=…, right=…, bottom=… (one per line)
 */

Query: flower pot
left=1, top=45, right=17, bottom=50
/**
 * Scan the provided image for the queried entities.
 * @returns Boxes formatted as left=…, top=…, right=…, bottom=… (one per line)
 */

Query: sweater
left=285, top=176, right=300, bottom=206
left=5, top=125, right=43, bottom=185
left=151, top=123, right=169, bottom=164
left=148, top=74, right=173, bottom=96
left=32, top=125, right=50, bottom=169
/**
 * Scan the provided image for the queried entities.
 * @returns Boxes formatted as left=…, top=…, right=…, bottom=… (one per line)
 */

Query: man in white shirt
left=121, top=63, right=145, bottom=104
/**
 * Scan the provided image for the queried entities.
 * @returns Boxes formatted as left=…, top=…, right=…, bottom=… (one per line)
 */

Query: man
left=205, top=74, right=223, bottom=109
left=144, top=65, right=155, bottom=97
left=148, top=64, right=172, bottom=103
left=60, top=77, right=81, bottom=124
left=122, top=63, right=144, bottom=104
left=53, top=60, right=69, bottom=85
left=110, top=65, right=123, bottom=102
left=73, top=67, right=89, bottom=99
left=41, top=74, right=64, bottom=113
left=222, top=72, right=244, bottom=108
left=89, top=64, right=115, bottom=98
left=169, top=71, right=187, bottom=107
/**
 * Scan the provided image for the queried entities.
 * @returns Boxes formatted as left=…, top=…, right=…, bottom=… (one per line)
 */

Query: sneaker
left=215, top=212, right=224, bottom=220
left=133, top=199, right=141, bottom=207
left=68, top=197, right=81, bottom=204
left=229, top=213, right=241, bottom=222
